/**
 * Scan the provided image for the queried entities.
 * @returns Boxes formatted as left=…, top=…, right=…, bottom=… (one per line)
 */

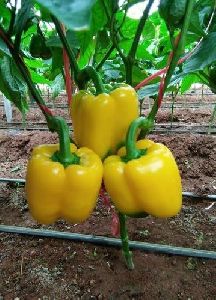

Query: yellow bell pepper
left=26, top=144, right=103, bottom=224
left=103, top=138, right=182, bottom=218
left=70, top=85, right=139, bottom=159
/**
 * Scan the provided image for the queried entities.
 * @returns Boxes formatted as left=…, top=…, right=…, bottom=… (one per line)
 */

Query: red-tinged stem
left=61, top=24, right=73, bottom=107
left=157, top=33, right=181, bottom=108
left=139, top=0, right=195, bottom=138
left=134, top=50, right=192, bottom=91
left=38, top=103, right=53, bottom=116
left=119, top=212, right=134, bottom=270
left=100, top=184, right=120, bottom=237
left=157, top=75, right=165, bottom=108
left=63, top=48, right=73, bottom=106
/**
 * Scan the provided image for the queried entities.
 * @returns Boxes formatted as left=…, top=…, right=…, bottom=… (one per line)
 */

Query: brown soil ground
left=0, top=95, right=216, bottom=299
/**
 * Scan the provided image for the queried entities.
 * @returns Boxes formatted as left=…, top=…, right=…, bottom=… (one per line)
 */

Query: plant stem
left=123, top=117, right=153, bottom=161
left=164, top=1, right=194, bottom=92
left=147, top=0, right=194, bottom=122
left=125, top=117, right=146, bottom=160
left=110, top=14, right=127, bottom=64
left=118, top=212, right=134, bottom=270
left=0, top=25, right=78, bottom=168
left=50, top=117, right=80, bottom=167
left=96, top=45, right=115, bottom=71
left=125, top=0, right=154, bottom=85
left=208, top=103, right=216, bottom=134
left=52, top=15, right=105, bottom=94
left=78, top=66, right=105, bottom=95
left=8, top=2, right=16, bottom=36
left=0, top=25, right=53, bottom=123
left=134, top=52, right=192, bottom=91
left=51, top=15, right=80, bottom=86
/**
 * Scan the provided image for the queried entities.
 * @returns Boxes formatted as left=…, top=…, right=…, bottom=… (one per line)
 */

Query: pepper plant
left=0, top=0, right=216, bottom=269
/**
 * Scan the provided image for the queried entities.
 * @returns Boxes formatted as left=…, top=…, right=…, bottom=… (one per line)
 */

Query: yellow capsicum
left=26, top=144, right=103, bottom=224
left=103, top=117, right=182, bottom=218
left=70, top=85, right=139, bottom=159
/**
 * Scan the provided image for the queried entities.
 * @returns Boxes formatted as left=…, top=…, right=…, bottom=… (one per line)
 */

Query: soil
left=0, top=94, right=216, bottom=299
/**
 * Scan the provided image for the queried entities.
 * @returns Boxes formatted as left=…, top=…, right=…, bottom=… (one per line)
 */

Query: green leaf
left=93, top=30, right=112, bottom=64
left=0, top=56, right=28, bottom=113
left=188, top=9, right=205, bottom=37
left=142, top=20, right=155, bottom=41
left=24, top=58, right=49, bottom=68
left=30, top=69, right=51, bottom=84
left=91, top=0, right=108, bottom=34
left=102, top=60, right=122, bottom=81
left=39, top=4, right=52, bottom=22
left=75, top=0, right=108, bottom=56
left=14, top=0, right=33, bottom=34
left=117, top=13, right=139, bottom=39
left=50, top=48, right=63, bottom=80
left=0, top=0, right=11, bottom=28
left=35, top=0, right=96, bottom=30
left=123, top=0, right=145, bottom=9
left=119, top=39, right=133, bottom=54
left=180, top=74, right=201, bottom=94
left=183, top=32, right=216, bottom=73
left=50, top=73, right=64, bottom=98
left=132, top=65, right=147, bottom=86
left=78, top=41, right=94, bottom=68
left=0, top=39, right=11, bottom=57
left=76, top=31, right=92, bottom=53
left=136, top=43, right=154, bottom=60
left=137, top=83, right=159, bottom=99
left=104, top=68, right=121, bottom=80
left=149, top=11, right=162, bottom=26
left=46, top=30, right=80, bottom=49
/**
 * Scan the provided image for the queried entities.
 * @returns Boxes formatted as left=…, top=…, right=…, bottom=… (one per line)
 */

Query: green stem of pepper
left=118, top=212, right=134, bottom=270
left=50, top=117, right=80, bottom=167
left=52, top=15, right=105, bottom=95
left=78, top=66, right=105, bottom=95
left=122, top=117, right=153, bottom=162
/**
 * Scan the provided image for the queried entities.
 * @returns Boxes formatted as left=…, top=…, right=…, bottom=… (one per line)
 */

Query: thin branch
left=135, top=0, right=216, bottom=91
left=51, top=15, right=80, bottom=84
left=110, top=12, right=127, bottom=63
left=124, top=0, right=154, bottom=85
left=96, top=45, right=115, bottom=71
left=147, top=0, right=195, bottom=121
left=117, top=2, right=129, bottom=32
left=205, top=2, right=216, bottom=33
left=128, top=0, right=154, bottom=60
left=101, top=0, right=111, bottom=23
left=8, top=4, right=16, bottom=36
left=0, top=24, right=53, bottom=121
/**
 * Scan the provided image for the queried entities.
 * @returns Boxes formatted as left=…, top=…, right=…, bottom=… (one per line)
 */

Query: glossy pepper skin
left=26, top=144, right=103, bottom=224
left=70, top=86, right=139, bottom=159
left=103, top=139, right=182, bottom=218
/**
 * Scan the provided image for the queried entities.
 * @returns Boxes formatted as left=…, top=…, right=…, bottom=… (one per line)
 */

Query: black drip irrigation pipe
left=1, top=103, right=216, bottom=110
left=1, top=125, right=215, bottom=135
left=0, top=225, right=216, bottom=260
left=1, top=121, right=215, bottom=128
left=1, top=177, right=216, bottom=202
left=0, top=178, right=25, bottom=184
left=183, top=192, right=216, bottom=201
